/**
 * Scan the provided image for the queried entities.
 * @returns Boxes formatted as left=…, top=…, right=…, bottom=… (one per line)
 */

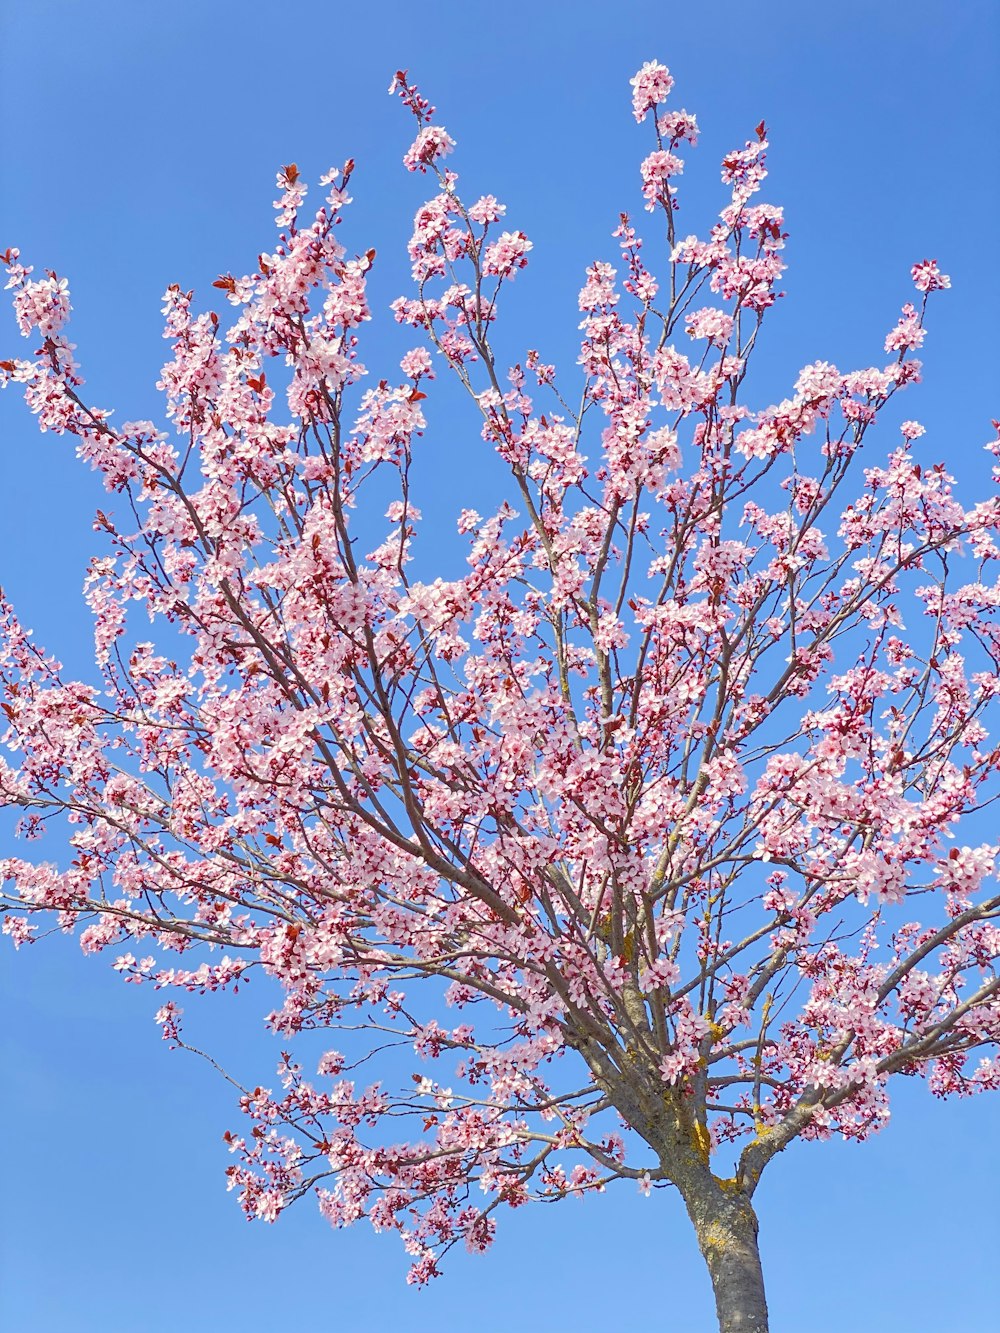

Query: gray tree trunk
left=684, top=1182, right=769, bottom=1333
left=573, top=1039, right=772, bottom=1331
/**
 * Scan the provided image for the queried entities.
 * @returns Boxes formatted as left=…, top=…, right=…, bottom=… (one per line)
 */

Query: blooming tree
left=2, top=61, right=999, bottom=1333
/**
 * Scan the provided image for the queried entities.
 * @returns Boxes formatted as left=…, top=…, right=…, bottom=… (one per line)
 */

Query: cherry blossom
left=630, top=60, right=674, bottom=122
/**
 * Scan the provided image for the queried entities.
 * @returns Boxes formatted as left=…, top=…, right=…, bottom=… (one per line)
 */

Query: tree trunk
left=575, top=1048, right=771, bottom=1330
left=683, top=1181, right=769, bottom=1333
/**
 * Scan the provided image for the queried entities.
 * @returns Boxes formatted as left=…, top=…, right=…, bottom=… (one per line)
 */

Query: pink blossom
left=630, top=60, right=674, bottom=122
left=482, top=230, right=532, bottom=279
left=2, top=916, right=34, bottom=948
left=685, top=306, right=734, bottom=346
left=578, top=260, right=618, bottom=312
left=153, top=1002, right=183, bottom=1044
left=468, top=194, right=506, bottom=225
left=911, top=258, right=951, bottom=293
left=657, top=108, right=699, bottom=144
left=639, top=150, right=685, bottom=210
left=884, top=303, right=926, bottom=353
left=400, top=346, right=434, bottom=379
left=403, top=125, right=455, bottom=174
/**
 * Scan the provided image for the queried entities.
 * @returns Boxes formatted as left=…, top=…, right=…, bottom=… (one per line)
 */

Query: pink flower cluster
left=630, top=60, right=674, bottom=122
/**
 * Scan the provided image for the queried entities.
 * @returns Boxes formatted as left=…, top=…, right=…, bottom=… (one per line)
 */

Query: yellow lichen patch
left=699, top=1221, right=732, bottom=1254
left=749, top=1124, right=779, bottom=1145
left=690, top=1119, right=713, bottom=1164
left=713, top=1174, right=743, bottom=1194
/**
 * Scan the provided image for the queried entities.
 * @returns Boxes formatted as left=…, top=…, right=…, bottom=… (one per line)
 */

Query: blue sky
left=1, top=2, right=998, bottom=1329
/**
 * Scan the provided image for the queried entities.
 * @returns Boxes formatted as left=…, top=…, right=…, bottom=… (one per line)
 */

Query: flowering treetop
left=1, top=59, right=998, bottom=1325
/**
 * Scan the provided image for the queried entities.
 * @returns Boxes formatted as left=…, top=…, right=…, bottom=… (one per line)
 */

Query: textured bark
left=578, top=1048, right=771, bottom=1331
left=684, top=1183, right=769, bottom=1333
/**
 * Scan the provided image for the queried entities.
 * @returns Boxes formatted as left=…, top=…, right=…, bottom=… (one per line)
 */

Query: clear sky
left=1, top=2, right=998, bottom=1329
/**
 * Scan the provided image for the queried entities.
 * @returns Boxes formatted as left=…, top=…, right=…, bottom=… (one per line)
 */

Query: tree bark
left=575, top=1048, right=771, bottom=1330
left=683, top=1181, right=769, bottom=1333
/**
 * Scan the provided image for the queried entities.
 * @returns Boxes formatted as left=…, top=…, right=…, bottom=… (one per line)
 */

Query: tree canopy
left=2, top=60, right=998, bottom=1333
